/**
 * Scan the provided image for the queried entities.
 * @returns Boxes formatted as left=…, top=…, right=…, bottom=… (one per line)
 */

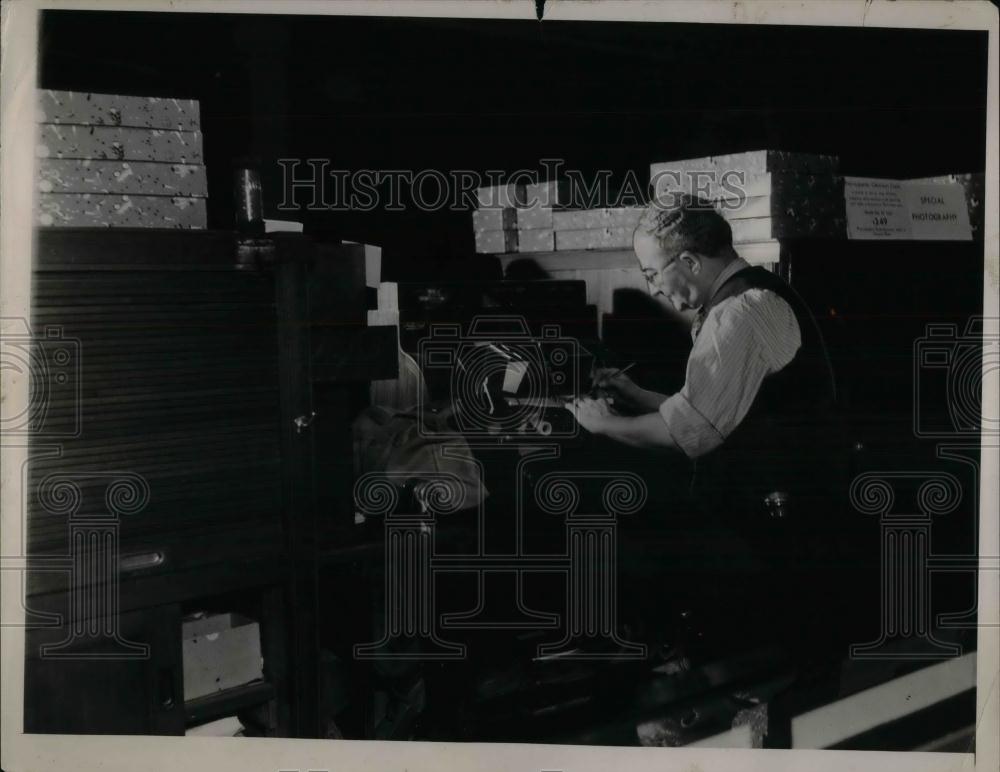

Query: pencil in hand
left=589, top=362, right=636, bottom=396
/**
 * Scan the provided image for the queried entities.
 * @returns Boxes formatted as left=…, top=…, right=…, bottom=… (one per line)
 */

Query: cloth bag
left=353, top=405, right=488, bottom=514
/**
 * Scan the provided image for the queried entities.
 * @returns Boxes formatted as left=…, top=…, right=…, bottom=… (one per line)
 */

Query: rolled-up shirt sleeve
left=659, top=288, right=801, bottom=459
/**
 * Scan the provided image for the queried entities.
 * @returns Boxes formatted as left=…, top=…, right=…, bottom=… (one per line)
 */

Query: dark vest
left=692, top=266, right=844, bottom=524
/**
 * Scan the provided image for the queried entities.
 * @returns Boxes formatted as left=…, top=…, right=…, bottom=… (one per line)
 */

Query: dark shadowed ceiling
left=39, top=10, right=988, bottom=273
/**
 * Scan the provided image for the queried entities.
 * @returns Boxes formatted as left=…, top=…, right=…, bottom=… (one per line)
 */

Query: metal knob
left=294, top=411, right=317, bottom=433
left=763, top=490, right=790, bottom=519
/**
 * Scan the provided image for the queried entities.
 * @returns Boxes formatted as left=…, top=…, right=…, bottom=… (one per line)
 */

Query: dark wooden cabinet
left=29, top=229, right=285, bottom=580
left=24, top=604, right=184, bottom=735
left=23, top=228, right=382, bottom=738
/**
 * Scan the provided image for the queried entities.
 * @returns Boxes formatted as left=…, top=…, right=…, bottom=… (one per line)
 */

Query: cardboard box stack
left=553, top=206, right=644, bottom=251
left=472, top=152, right=847, bottom=262
left=473, top=180, right=643, bottom=255
left=650, top=150, right=846, bottom=262
left=472, top=184, right=524, bottom=253
left=473, top=180, right=583, bottom=254
left=35, top=90, right=208, bottom=229
left=516, top=180, right=569, bottom=253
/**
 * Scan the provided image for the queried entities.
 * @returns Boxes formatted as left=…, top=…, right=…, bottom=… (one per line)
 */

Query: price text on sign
left=845, top=177, right=972, bottom=241
left=844, top=177, right=912, bottom=239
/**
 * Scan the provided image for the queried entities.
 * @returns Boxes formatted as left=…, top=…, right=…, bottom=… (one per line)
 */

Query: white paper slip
left=264, top=219, right=304, bottom=233
left=902, top=183, right=971, bottom=241
left=844, top=177, right=912, bottom=239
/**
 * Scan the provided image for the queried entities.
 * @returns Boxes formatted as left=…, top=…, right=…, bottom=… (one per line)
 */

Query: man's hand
left=591, top=366, right=669, bottom=414
left=565, top=396, right=614, bottom=434
left=591, top=366, right=641, bottom=406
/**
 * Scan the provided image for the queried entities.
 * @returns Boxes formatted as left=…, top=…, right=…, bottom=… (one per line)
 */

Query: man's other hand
left=591, top=366, right=640, bottom=404
left=565, top=396, right=613, bottom=434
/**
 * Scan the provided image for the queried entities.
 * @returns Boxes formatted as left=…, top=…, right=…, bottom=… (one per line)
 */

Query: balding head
left=632, top=194, right=738, bottom=312
left=634, top=193, right=736, bottom=259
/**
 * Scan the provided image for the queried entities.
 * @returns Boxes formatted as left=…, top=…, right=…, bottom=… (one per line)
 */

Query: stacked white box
left=474, top=229, right=518, bottom=254
left=649, top=150, right=846, bottom=244
left=553, top=207, right=643, bottom=233
left=555, top=226, right=634, bottom=251
left=35, top=90, right=208, bottom=229
left=518, top=228, right=555, bottom=252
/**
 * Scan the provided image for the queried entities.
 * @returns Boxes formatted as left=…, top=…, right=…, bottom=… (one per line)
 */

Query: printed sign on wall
left=844, top=178, right=913, bottom=239
left=902, top=183, right=972, bottom=241
left=845, top=177, right=972, bottom=241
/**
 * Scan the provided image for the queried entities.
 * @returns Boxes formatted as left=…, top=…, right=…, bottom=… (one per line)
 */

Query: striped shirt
left=658, top=258, right=802, bottom=458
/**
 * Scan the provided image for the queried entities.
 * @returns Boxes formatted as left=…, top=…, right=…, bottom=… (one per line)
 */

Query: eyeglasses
left=641, top=253, right=681, bottom=285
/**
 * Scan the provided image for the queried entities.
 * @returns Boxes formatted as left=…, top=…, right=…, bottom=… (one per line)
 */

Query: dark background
left=36, top=8, right=989, bottom=445
left=37, top=6, right=989, bottom=483
left=33, top=10, right=989, bottom=733
left=37, top=8, right=988, bottom=532
left=39, top=11, right=989, bottom=277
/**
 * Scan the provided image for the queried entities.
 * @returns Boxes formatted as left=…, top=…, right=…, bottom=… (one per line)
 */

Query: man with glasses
left=566, top=193, right=847, bottom=656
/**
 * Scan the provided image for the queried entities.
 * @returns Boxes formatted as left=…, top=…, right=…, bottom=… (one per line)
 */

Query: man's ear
left=678, top=250, right=700, bottom=274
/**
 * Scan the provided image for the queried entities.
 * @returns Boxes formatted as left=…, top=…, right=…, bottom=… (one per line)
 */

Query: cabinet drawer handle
left=119, top=550, right=165, bottom=572
left=158, top=667, right=176, bottom=710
